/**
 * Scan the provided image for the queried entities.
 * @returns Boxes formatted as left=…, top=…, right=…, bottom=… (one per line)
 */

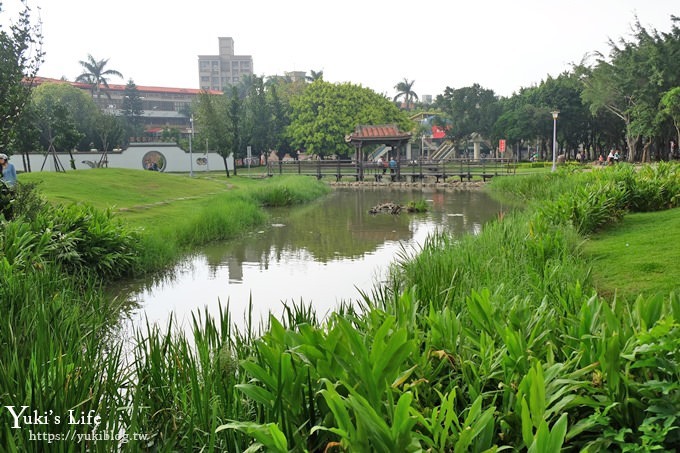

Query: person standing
left=0, top=153, right=17, bottom=187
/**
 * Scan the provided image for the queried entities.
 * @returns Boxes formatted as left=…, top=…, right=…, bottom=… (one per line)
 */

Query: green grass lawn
left=20, top=168, right=232, bottom=207
left=584, top=207, right=680, bottom=300
left=20, top=168, right=247, bottom=228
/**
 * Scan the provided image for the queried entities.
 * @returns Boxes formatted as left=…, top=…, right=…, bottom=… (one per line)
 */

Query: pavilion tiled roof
left=347, top=124, right=411, bottom=140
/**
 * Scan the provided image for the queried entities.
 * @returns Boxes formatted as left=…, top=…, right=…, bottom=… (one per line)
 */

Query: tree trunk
left=625, top=132, right=638, bottom=162
left=222, top=156, right=230, bottom=178
left=21, top=151, right=31, bottom=173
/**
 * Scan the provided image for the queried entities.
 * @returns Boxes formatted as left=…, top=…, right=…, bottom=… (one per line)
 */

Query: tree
left=93, top=110, right=125, bottom=163
left=195, top=89, right=234, bottom=177
left=0, top=0, right=44, bottom=156
left=659, top=87, right=680, bottom=157
left=265, top=74, right=292, bottom=89
left=306, top=70, right=324, bottom=82
left=236, top=74, right=256, bottom=99
left=31, top=83, right=97, bottom=169
left=121, top=79, right=144, bottom=138
left=578, top=16, right=680, bottom=161
left=75, top=54, right=123, bottom=101
left=537, top=73, right=592, bottom=160
left=242, top=76, right=270, bottom=161
left=438, top=84, right=500, bottom=149
left=226, top=87, right=240, bottom=177
left=393, top=78, right=418, bottom=110
left=288, top=80, right=412, bottom=158
left=268, top=84, right=290, bottom=155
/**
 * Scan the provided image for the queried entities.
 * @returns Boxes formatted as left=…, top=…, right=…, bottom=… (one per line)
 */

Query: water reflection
left=115, top=187, right=501, bottom=331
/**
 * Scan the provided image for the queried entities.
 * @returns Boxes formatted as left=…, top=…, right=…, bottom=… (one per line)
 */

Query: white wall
left=20, top=142, right=233, bottom=173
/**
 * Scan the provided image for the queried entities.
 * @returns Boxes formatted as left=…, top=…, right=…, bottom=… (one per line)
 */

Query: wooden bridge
left=266, top=158, right=516, bottom=182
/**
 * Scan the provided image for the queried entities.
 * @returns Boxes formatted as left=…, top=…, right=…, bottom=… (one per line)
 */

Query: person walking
left=0, top=153, right=17, bottom=187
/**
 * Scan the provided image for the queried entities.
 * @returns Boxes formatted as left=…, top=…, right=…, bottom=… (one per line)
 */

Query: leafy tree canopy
left=121, top=79, right=144, bottom=137
left=660, top=87, right=680, bottom=149
left=577, top=16, right=680, bottom=160
left=436, top=83, right=500, bottom=142
left=287, top=80, right=412, bottom=158
left=31, top=82, right=98, bottom=152
left=0, top=0, right=43, bottom=154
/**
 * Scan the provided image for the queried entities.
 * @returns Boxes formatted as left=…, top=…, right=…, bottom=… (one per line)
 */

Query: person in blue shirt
left=389, top=156, right=397, bottom=173
left=0, top=153, right=17, bottom=187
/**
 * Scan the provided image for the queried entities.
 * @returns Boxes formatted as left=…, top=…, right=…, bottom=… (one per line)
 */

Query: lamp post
left=551, top=110, right=559, bottom=172
left=189, top=115, right=194, bottom=177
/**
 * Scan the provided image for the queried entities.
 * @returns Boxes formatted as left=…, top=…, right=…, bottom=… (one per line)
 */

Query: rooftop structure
left=198, top=37, right=253, bottom=91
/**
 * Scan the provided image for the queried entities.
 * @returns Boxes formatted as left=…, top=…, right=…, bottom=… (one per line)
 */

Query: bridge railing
left=267, top=159, right=361, bottom=181
left=266, top=157, right=515, bottom=182
left=397, top=157, right=516, bottom=182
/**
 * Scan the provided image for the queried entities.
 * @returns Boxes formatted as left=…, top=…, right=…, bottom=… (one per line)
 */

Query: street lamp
left=551, top=110, right=560, bottom=172
left=189, top=115, right=194, bottom=177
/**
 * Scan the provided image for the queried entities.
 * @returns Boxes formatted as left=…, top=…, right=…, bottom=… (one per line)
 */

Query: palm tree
left=393, top=78, right=418, bottom=110
left=237, top=74, right=257, bottom=99
left=264, top=74, right=292, bottom=90
left=75, top=54, right=123, bottom=100
left=306, top=70, right=324, bottom=82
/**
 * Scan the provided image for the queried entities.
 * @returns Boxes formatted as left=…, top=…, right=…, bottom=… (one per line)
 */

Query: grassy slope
left=584, top=206, right=680, bottom=299
left=20, top=168, right=248, bottom=228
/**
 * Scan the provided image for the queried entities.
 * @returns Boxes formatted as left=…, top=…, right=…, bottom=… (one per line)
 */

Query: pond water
left=114, top=187, right=502, bottom=333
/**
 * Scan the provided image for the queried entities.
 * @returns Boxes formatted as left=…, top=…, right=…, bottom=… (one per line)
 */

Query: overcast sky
left=2, top=0, right=677, bottom=98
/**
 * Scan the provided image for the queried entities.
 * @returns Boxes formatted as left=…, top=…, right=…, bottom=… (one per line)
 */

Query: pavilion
left=345, top=124, right=412, bottom=180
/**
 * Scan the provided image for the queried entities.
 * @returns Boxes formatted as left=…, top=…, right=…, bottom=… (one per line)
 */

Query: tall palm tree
left=75, top=54, right=123, bottom=100
left=306, top=70, right=324, bottom=82
left=237, top=74, right=257, bottom=99
left=393, top=78, right=418, bottom=110
left=264, top=74, right=292, bottom=90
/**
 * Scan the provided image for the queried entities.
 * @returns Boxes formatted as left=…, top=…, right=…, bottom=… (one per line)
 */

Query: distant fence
left=267, top=158, right=516, bottom=182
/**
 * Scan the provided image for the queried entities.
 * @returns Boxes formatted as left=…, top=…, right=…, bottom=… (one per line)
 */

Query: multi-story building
left=32, top=77, right=221, bottom=134
left=285, top=71, right=307, bottom=83
left=198, top=37, right=253, bottom=91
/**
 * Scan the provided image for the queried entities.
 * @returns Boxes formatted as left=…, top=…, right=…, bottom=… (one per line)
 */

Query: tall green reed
left=128, top=303, right=258, bottom=451
left=0, top=266, right=131, bottom=452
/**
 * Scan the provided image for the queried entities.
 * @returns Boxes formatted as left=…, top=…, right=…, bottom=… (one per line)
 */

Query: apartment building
left=198, top=37, right=253, bottom=91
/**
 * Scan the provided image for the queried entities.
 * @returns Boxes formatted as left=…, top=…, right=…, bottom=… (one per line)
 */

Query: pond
left=114, top=187, right=503, bottom=333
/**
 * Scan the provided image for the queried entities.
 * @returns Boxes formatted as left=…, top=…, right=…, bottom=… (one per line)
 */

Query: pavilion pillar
left=357, top=145, right=363, bottom=181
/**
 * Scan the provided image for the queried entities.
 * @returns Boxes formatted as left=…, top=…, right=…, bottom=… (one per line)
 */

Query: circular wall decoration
left=142, top=150, right=166, bottom=171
